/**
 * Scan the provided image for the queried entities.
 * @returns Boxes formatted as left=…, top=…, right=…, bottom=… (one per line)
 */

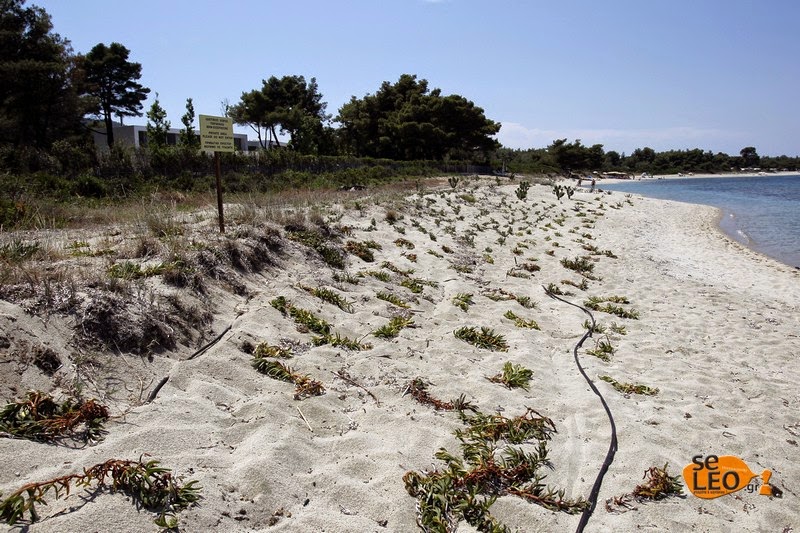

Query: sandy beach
left=0, top=176, right=798, bottom=532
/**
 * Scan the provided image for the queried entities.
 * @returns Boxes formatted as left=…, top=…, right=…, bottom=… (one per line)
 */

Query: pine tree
left=179, top=98, right=199, bottom=148
left=145, top=93, right=169, bottom=149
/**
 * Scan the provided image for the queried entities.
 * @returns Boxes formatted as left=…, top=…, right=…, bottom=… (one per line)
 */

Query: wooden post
left=214, top=151, right=224, bottom=233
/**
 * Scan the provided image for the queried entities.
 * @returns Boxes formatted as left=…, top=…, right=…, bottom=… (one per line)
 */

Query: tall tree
left=179, top=97, right=198, bottom=148
left=80, top=42, right=149, bottom=147
left=229, top=88, right=269, bottom=148
left=604, top=150, right=622, bottom=169
left=625, top=146, right=656, bottom=172
left=336, top=74, right=500, bottom=161
left=229, top=75, right=328, bottom=152
left=145, top=93, right=169, bottom=149
left=547, top=139, right=602, bottom=172
left=0, top=0, right=85, bottom=147
left=739, top=146, right=760, bottom=168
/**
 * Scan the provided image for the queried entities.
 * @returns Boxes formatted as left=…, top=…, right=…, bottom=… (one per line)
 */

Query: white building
left=90, top=121, right=249, bottom=151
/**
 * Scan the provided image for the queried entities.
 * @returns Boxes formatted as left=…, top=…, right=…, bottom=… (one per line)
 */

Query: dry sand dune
left=0, top=176, right=798, bottom=532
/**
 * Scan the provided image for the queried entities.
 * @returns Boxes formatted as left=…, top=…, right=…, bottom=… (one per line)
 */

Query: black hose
left=145, top=324, right=233, bottom=403
left=187, top=324, right=232, bottom=361
left=145, top=376, right=169, bottom=404
left=543, top=286, right=618, bottom=533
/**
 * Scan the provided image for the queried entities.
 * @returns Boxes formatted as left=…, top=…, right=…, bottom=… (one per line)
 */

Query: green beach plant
left=560, top=256, right=596, bottom=278
left=385, top=209, right=401, bottom=224
left=545, top=282, right=564, bottom=295
left=405, top=378, right=472, bottom=412
left=372, top=316, right=414, bottom=339
left=270, top=296, right=332, bottom=335
left=583, top=319, right=606, bottom=334
left=0, top=458, right=200, bottom=528
left=380, top=260, right=414, bottom=276
left=253, top=359, right=325, bottom=399
left=582, top=243, right=618, bottom=258
left=599, top=375, right=658, bottom=396
left=404, top=407, right=586, bottom=531
left=605, top=463, right=684, bottom=512
left=481, top=287, right=517, bottom=301
left=584, top=296, right=640, bottom=319
left=610, top=322, right=627, bottom=335
left=400, top=278, right=423, bottom=294
left=516, top=295, right=538, bottom=309
left=400, top=276, right=438, bottom=294
left=332, top=271, right=360, bottom=284
left=454, top=326, right=509, bottom=351
left=586, top=336, right=615, bottom=362
left=553, top=184, right=566, bottom=201
left=521, top=262, right=541, bottom=273
left=298, top=284, right=354, bottom=313
left=345, top=240, right=382, bottom=262
left=515, top=180, right=531, bottom=200
left=253, top=343, right=292, bottom=359
left=286, top=227, right=345, bottom=269
left=0, top=391, right=109, bottom=443
left=452, top=292, right=474, bottom=312
left=376, top=291, right=410, bottom=308
left=562, top=278, right=590, bottom=291
left=0, top=240, right=40, bottom=263
left=312, top=332, right=372, bottom=351
left=394, top=237, right=415, bottom=249
left=504, top=310, right=540, bottom=330
left=459, top=193, right=476, bottom=204
left=488, top=361, right=534, bottom=389
left=362, top=269, right=391, bottom=282
left=507, top=267, right=531, bottom=279
left=107, top=261, right=163, bottom=280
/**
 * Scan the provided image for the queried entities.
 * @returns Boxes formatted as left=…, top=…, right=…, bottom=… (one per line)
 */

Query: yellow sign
left=200, top=114, right=234, bottom=152
left=683, top=454, right=778, bottom=499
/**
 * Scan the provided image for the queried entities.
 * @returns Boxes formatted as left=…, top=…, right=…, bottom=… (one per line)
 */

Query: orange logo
left=683, top=455, right=776, bottom=499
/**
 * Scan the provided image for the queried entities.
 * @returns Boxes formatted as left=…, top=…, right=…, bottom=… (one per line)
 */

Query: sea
left=599, top=174, right=800, bottom=269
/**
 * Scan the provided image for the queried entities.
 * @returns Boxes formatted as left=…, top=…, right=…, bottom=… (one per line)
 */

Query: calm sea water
left=600, top=174, right=800, bottom=268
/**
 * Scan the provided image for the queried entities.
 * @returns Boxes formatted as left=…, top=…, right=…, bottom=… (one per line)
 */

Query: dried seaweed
left=605, top=463, right=683, bottom=513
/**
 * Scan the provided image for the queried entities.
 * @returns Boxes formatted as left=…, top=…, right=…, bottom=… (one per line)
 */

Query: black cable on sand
left=543, top=286, right=618, bottom=533
left=145, top=324, right=233, bottom=404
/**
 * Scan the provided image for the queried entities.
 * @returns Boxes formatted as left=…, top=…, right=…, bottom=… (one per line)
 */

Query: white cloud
left=496, top=122, right=745, bottom=154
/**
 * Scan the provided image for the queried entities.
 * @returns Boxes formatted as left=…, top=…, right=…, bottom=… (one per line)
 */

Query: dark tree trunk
left=103, top=109, right=114, bottom=147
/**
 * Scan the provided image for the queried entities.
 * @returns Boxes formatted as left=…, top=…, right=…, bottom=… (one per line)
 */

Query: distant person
left=590, top=177, right=596, bottom=191
left=577, top=177, right=583, bottom=187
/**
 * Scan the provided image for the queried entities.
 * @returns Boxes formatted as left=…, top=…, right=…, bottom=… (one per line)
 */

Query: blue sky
left=36, top=0, right=800, bottom=156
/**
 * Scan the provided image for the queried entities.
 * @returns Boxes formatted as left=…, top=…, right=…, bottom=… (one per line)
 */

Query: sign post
left=199, top=114, right=234, bottom=233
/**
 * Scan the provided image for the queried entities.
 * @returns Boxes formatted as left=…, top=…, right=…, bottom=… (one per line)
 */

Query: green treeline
left=495, top=141, right=799, bottom=176
left=1, top=0, right=798, bottom=221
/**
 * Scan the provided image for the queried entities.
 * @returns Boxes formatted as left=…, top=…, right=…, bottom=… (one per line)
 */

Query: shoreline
left=599, top=169, right=799, bottom=184
left=594, top=172, right=800, bottom=270
left=0, top=178, right=798, bottom=531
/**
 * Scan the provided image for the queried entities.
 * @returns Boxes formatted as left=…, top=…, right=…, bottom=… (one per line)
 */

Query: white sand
left=1, top=177, right=798, bottom=532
